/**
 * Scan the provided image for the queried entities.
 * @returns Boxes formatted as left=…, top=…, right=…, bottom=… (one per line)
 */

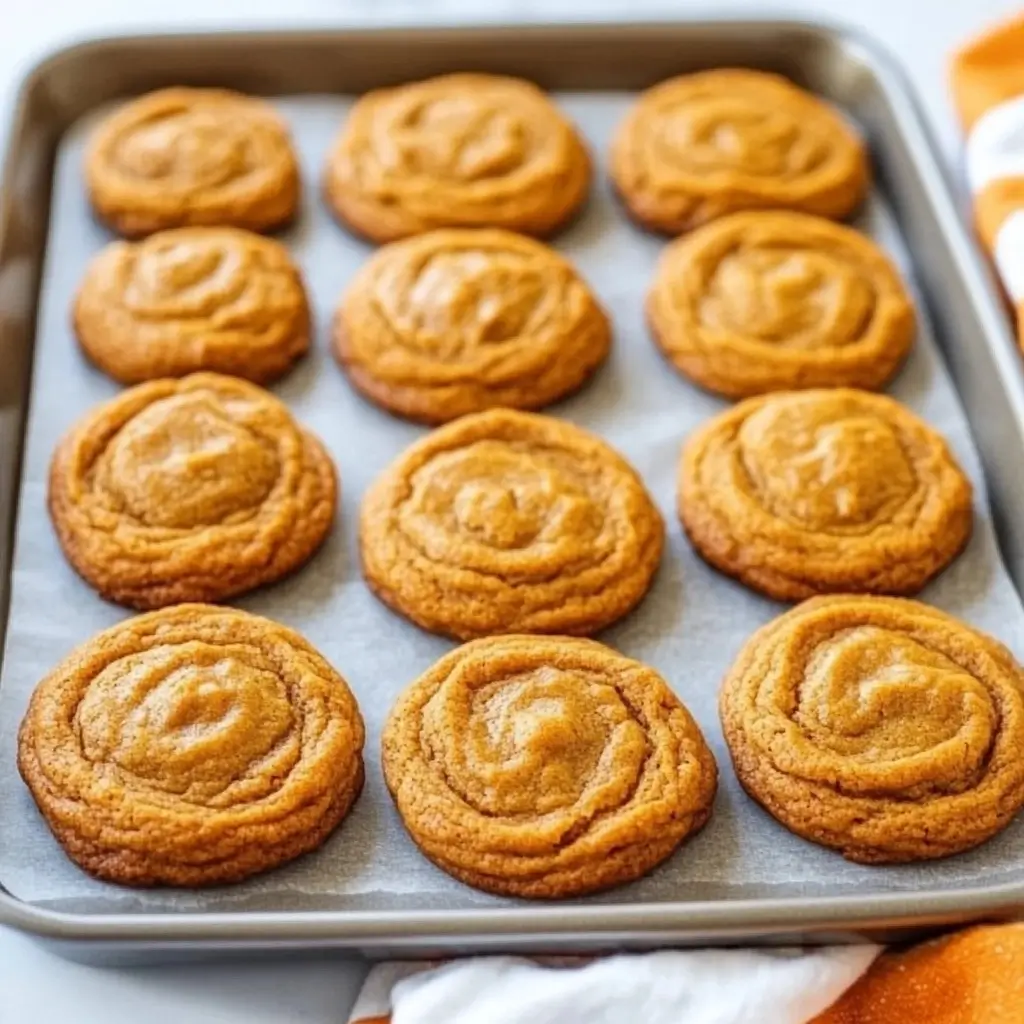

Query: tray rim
left=2, top=13, right=1023, bottom=950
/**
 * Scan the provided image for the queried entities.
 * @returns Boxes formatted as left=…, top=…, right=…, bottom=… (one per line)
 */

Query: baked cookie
left=86, top=88, right=299, bottom=237
left=49, top=373, right=336, bottom=609
left=383, top=634, right=717, bottom=897
left=324, top=74, right=590, bottom=243
left=74, top=227, right=310, bottom=384
left=647, top=211, right=915, bottom=398
left=679, top=389, right=972, bottom=601
left=610, top=69, right=868, bottom=235
left=335, top=228, right=610, bottom=423
left=721, top=596, right=1024, bottom=863
left=360, top=409, right=663, bottom=639
left=18, top=604, right=364, bottom=886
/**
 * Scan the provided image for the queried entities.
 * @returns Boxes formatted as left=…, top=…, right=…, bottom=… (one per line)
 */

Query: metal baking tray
left=3, top=18, right=1024, bottom=965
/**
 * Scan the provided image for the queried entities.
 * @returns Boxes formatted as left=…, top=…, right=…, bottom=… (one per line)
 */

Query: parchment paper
left=3, top=95, right=1024, bottom=914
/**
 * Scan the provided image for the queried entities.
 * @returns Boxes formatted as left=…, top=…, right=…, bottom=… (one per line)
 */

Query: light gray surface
left=4, top=91, right=1024, bottom=916
left=0, top=1, right=1021, bottom=1020
left=0, top=0, right=1019, bottom=170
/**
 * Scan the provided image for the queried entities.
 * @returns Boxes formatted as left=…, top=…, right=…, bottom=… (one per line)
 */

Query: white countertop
left=0, top=0, right=1020, bottom=1019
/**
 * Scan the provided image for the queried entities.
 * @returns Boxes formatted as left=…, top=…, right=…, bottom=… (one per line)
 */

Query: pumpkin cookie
left=74, top=228, right=310, bottom=384
left=383, top=634, right=717, bottom=898
left=679, top=389, right=972, bottom=601
left=18, top=604, right=364, bottom=886
left=647, top=212, right=915, bottom=398
left=324, top=74, right=590, bottom=243
left=721, top=596, right=1024, bottom=863
left=49, top=373, right=335, bottom=609
left=360, top=409, right=663, bottom=639
left=335, top=229, right=610, bottom=423
left=610, top=69, right=868, bottom=235
left=86, top=88, right=299, bottom=237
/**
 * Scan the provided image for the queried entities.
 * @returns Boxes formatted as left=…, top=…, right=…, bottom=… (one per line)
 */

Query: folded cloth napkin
left=952, top=13, right=1024, bottom=329
left=347, top=924, right=1024, bottom=1023
left=347, top=947, right=881, bottom=1024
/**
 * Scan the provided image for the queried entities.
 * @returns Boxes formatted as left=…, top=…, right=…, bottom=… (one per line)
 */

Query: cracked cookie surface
left=678, top=389, right=973, bottom=601
left=324, top=74, right=590, bottom=243
left=49, top=373, right=336, bottom=609
left=18, top=604, right=365, bottom=886
left=610, top=69, right=868, bottom=235
left=86, top=87, right=299, bottom=237
left=647, top=211, right=915, bottom=398
left=360, top=409, right=663, bottom=639
left=75, top=227, right=310, bottom=384
left=382, top=634, right=717, bottom=897
left=720, top=596, right=1024, bottom=863
left=335, top=228, right=610, bottom=423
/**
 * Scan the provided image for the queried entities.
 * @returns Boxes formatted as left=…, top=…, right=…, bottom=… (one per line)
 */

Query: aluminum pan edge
left=1, top=16, right=1023, bottom=950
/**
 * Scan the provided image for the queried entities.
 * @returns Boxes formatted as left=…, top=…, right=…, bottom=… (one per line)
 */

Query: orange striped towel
left=814, top=923, right=1024, bottom=1023
left=952, top=13, right=1024, bottom=334
left=346, top=926, right=1024, bottom=1023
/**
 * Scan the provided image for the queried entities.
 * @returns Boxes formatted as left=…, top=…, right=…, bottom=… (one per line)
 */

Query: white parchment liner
left=2, top=95, right=1022, bottom=914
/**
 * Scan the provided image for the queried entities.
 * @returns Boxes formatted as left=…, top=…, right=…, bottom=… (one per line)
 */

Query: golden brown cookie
left=18, top=604, right=364, bottom=887
left=382, top=634, right=717, bottom=897
left=647, top=212, right=915, bottom=398
left=324, top=74, right=590, bottom=243
left=74, top=227, right=310, bottom=384
left=49, top=373, right=335, bottom=609
left=610, top=69, right=869, bottom=235
left=86, top=88, right=299, bottom=237
left=721, top=596, right=1024, bottom=863
left=360, top=409, right=663, bottom=639
left=335, top=228, right=610, bottom=423
left=679, top=389, right=973, bottom=601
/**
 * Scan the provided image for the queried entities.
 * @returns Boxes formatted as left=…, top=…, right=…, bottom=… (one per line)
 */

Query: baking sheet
left=3, top=93, right=1024, bottom=915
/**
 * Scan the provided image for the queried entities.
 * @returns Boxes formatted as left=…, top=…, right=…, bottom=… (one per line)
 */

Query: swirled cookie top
left=75, top=227, right=309, bottom=383
left=679, top=389, right=972, bottom=601
left=611, top=69, right=868, bottom=233
left=336, top=229, right=609, bottom=422
left=18, top=604, right=364, bottom=885
left=49, top=373, right=335, bottom=608
left=648, top=211, right=915, bottom=397
left=87, top=88, right=299, bottom=235
left=383, top=634, right=716, bottom=896
left=360, top=409, right=663, bottom=638
left=325, top=74, right=591, bottom=242
left=720, top=596, right=1024, bottom=863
